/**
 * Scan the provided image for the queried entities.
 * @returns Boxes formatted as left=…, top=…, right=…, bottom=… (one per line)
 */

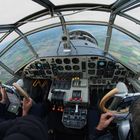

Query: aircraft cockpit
left=0, top=0, right=140, bottom=140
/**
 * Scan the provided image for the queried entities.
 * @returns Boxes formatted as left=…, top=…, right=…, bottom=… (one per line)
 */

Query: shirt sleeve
left=0, top=103, right=6, bottom=116
left=0, top=119, right=16, bottom=138
left=89, top=128, right=108, bottom=140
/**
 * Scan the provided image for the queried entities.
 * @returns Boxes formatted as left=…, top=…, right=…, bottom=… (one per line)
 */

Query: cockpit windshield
left=1, top=2, right=140, bottom=140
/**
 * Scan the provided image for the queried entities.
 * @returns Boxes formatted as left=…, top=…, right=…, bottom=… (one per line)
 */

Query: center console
left=48, top=77, right=89, bottom=129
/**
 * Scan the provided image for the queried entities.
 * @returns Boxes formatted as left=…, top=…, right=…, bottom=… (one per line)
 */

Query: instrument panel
left=23, top=55, right=131, bottom=129
left=23, top=55, right=129, bottom=86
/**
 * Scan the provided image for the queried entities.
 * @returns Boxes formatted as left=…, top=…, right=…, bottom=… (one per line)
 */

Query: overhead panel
left=0, top=0, right=45, bottom=24
left=50, top=0, right=117, bottom=5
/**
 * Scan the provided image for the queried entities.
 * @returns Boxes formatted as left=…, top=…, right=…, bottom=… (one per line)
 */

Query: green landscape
left=0, top=25, right=140, bottom=83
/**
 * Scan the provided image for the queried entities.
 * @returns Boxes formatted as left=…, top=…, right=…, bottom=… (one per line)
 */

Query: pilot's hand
left=22, top=97, right=33, bottom=116
left=0, top=87, right=7, bottom=104
left=96, top=112, right=114, bottom=131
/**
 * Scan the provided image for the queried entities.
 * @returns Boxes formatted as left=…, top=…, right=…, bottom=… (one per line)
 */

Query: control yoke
left=99, top=82, right=129, bottom=114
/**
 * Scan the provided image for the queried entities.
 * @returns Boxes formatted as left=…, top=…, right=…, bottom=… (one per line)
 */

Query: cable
left=56, top=41, right=62, bottom=55
left=70, top=41, right=78, bottom=54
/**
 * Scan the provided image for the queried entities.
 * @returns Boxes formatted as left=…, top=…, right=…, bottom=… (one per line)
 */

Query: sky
left=0, top=0, right=139, bottom=45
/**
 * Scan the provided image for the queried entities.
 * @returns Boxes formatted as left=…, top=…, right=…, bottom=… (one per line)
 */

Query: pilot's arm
left=0, top=83, right=33, bottom=117
left=96, top=112, right=114, bottom=131
left=0, top=87, right=7, bottom=120
left=0, top=87, right=7, bottom=104
left=22, top=97, right=33, bottom=116
left=0, top=97, right=48, bottom=140
left=92, top=112, right=114, bottom=140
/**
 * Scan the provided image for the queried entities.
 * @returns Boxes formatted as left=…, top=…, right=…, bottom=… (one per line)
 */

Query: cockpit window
left=19, top=14, right=60, bottom=34
left=109, top=28, right=140, bottom=72
left=0, top=24, right=107, bottom=74
left=63, top=11, right=110, bottom=22
left=115, top=16, right=140, bottom=37
left=27, top=27, right=63, bottom=57
left=125, top=7, right=140, bottom=21
left=67, top=25, right=107, bottom=50
left=0, top=66, right=13, bottom=83
left=26, top=25, right=107, bottom=57
left=0, top=32, right=19, bottom=52
left=49, top=0, right=117, bottom=5
left=0, top=33, right=5, bottom=39
left=0, top=39, right=35, bottom=71
left=0, top=0, right=44, bottom=24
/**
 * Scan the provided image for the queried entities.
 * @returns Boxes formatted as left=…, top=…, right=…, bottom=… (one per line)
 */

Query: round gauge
left=65, top=65, right=71, bottom=70
left=73, top=65, right=80, bottom=70
left=97, top=61, right=106, bottom=68
left=63, top=58, right=70, bottom=64
left=88, top=62, right=95, bottom=68
left=88, top=70, right=95, bottom=75
left=57, top=66, right=64, bottom=71
left=25, top=71, right=29, bottom=74
left=30, top=64, right=36, bottom=69
left=72, top=58, right=79, bottom=64
left=99, top=61, right=105, bottom=66
left=46, top=70, right=52, bottom=74
left=35, top=62, right=42, bottom=69
left=115, top=70, right=121, bottom=75
left=42, top=62, right=50, bottom=69
left=107, top=61, right=115, bottom=69
left=55, top=58, right=62, bottom=64
left=37, top=63, right=42, bottom=67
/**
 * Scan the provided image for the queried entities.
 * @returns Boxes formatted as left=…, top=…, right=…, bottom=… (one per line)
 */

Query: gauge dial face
left=115, top=70, right=121, bottom=75
left=97, top=61, right=106, bottom=68
left=73, top=65, right=80, bottom=70
left=57, top=66, right=64, bottom=71
left=88, top=63, right=95, bottom=68
left=63, top=58, right=71, bottom=64
left=35, top=62, right=42, bottom=68
left=107, top=61, right=116, bottom=69
left=46, top=70, right=52, bottom=74
left=99, top=61, right=105, bottom=66
left=55, top=59, right=62, bottom=64
left=65, top=65, right=72, bottom=70
left=72, top=58, right=79, bottom=64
